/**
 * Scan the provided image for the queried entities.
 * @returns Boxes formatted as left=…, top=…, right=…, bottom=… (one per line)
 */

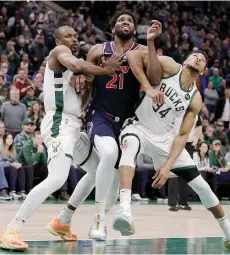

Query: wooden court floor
left=1, top=200, right=230, bottom=254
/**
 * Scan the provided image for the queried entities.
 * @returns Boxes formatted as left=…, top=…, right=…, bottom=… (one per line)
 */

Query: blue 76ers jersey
left=89, top=41, right=141, bottom=121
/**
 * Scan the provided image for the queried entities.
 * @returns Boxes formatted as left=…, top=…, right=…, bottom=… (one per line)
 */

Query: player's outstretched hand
left=145, top=87, right=164, bottom=104
left=102, top=53, right=122, bottom=75
left=147, top=20, right=162, bottom=41
left=70, top=74, right=86, bottom=94
left=152, top=163, right=170, bottom=189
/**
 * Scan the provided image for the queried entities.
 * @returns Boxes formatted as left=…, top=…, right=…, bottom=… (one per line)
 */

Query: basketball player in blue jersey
left=46, top=11, right=163, bottom=242
left=113, top=22, right=230, bottom=250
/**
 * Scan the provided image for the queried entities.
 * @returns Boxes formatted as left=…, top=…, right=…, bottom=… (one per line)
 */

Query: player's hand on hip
left=146, top=87, right=164, bottom=105
left=147, top=20, right=162, bottom=41
left=152, top=164, right=170, bottom=189
left=102, top=53, right=122, bottom=75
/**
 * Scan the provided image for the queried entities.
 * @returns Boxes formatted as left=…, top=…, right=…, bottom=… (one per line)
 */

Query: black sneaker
left=0, top=189, right=12, bottom=200
left=178, top=205, right=192, bottom=211
left=169, top=206, right=179, bottom=212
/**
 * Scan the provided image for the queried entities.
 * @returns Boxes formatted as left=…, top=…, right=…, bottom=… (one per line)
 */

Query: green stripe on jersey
left=188, top=89, right=198, bottom=107
left=55, top=84, right=63, bottom=89
left=51, top=89, right=64, bottom=138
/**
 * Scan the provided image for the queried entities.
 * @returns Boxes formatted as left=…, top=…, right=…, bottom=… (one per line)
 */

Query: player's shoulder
left=127, top=47, right=147, bottom=58
left=158, top=56, right=181, bottom=76
left=88, top=44, right=104, bottom=54
left=189, top=90, right=202, bottom=113
left=50, top=45, right=71, bottom=57
left=136, top=44, right=147, bottom=51
left=87, top=43, right=104, bottom=62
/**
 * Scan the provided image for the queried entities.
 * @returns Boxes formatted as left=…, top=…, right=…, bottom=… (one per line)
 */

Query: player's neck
left=113, top=37, right=134, bottom=54
left=181, top=68, right=198, bottom=90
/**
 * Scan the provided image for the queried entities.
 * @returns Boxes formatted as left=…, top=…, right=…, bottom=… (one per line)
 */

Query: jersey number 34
left=106, top=73, right=124, bottom=90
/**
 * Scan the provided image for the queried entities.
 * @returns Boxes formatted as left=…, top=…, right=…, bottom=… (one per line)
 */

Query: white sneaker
left=113, top=208, right=135, bottom=236
left=132, top=194, right=144, bottom=201
left=88, top=215, right=107, bottom=241
left=9, top=191, right=22, bottom=199
left=132, top=194, right=149, bottom=201
left=19, top=192, right=27, bottom=200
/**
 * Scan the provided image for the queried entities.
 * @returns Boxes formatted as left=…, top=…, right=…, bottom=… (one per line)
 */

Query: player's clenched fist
left=147, top=20, right=162, bottom=41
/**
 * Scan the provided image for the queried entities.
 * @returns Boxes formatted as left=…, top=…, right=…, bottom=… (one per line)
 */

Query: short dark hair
left=110, top=10, right=137, bottom=29
left=54, top=26, right=75, bottom=40
left=54, top=26, right=65, bottom=40
left=186, top=50, right=208, bottom=67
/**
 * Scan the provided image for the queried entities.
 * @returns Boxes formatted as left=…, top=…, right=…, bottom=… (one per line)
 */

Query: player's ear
left=56, top=39, right=60, bottom=45
left=134, top=30, right=136, bottom=35
left=112, top=27, right=115, bottom=35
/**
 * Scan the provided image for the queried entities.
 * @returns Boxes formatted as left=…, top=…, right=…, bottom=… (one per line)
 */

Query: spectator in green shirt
left=1, top=41, right=20, bottom=75
left=213, top=121, right=230, bottom=151
left=209, top=140, right=229, bottom=170
left=21, top=86, right=40, bottom=112
left=14, top=118, right=35, bottom=155
left=208, top=68, right=224, bottom=90
left=17, top=131, right=47, bottom=193
left=203, top=126, right=215, bottom=145
left=208, top=140, right=230, bottom=195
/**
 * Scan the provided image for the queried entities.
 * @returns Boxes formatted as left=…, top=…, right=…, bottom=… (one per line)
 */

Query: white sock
left=95, top=201, right=106, bottom=217
left=57, top=206, right=75, bottom=224
left=120, top=189, right=131, bottom=211
left=217, top=215, right=230, bottom=240
left=5, top=217, right=24, bottom=231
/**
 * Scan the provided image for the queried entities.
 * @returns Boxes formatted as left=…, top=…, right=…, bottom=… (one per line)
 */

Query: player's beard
left=115, top=29, right=134, bottom=41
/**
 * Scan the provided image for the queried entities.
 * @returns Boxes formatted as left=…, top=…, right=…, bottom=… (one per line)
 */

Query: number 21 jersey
left=135, top=65, right=198, bottom=137
left=89, top=41, right=141, bottom=121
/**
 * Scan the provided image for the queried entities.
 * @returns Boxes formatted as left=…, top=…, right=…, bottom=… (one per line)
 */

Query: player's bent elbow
left=147, top=72, right=162, bottom=86
left=70, top=64, right=82, bottom=74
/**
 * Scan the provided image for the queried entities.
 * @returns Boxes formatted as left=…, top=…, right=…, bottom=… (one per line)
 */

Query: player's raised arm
left=146, top=20, right=163, bottom=85
left=126, top=50, right=164, bottom=105
left=53, top=45, right=121, bottom=76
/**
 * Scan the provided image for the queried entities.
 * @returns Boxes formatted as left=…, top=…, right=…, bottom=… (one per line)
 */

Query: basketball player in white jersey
left=113, top=22, right=230, bottom=249
left=0, top=26, right=121, bottom=251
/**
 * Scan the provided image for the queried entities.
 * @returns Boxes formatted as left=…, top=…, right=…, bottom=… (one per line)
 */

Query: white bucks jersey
left=174, top=113, right=198, bottom=142
left=135, top=65, right=198, bottom=136
left=43, top=62, right=82, bottom=117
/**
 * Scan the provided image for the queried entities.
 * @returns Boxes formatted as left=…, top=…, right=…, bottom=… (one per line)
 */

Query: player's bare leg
left=185, top=174, right=230, bottom=249
left=113, top=135, right=139, bottom=236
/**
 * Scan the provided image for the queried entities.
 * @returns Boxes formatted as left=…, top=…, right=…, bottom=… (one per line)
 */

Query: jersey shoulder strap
left=102, top=41, right=114, bottom=57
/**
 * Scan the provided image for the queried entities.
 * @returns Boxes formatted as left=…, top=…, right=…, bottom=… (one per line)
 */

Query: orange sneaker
left=0, top=228, right=28, bottom=251
left=46, top=218, right=77, bottom=241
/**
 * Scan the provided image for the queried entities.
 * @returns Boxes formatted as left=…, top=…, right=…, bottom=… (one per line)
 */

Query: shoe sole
left=88, top=234, right=106, bottom=241
left=113, top=217, right=135, bottom=236
left=0, top=242, right=28, bottom=251
left=46, top=224, right=77, bottom=241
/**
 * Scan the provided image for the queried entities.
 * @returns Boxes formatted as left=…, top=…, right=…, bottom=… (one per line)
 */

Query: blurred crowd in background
left=0, top=1, right=229, bottom=207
